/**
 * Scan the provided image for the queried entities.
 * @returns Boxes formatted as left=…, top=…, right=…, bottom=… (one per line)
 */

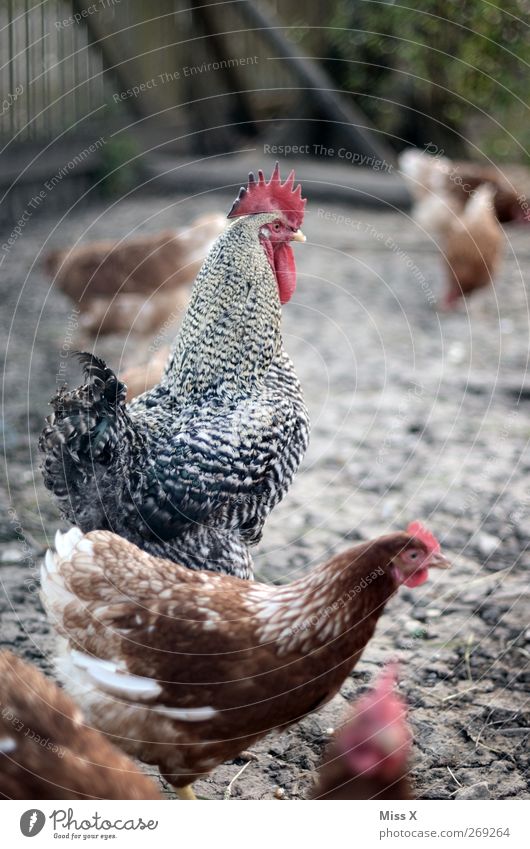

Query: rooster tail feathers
left=74, top=352, right=127, bottom=406
left=39, top=354, right=132, bottom=523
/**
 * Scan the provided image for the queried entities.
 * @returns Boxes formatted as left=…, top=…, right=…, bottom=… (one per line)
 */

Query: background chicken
left=399, top=149, right=462, bottom=239
left=312, top=665, right=412, bottom=800
left=40, top=164, right=310, bottom=579
left=399, top=150, right=506, bottom=307
left=45, top=213, right=226, bottom=337
left=400, top=148, right=530, bottom=235
left=0, top=651, right=160, bottom=800
left=77, top=289, right=189, bottom=339
left=442, top=184, right=504, bottom=309
left=41, top=522, right=449, bottom=800
left=121, top=344, right=171, bottom=401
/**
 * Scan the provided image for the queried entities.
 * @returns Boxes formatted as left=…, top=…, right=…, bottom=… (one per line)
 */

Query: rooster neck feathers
left=163, top=216, right=282, bottom=400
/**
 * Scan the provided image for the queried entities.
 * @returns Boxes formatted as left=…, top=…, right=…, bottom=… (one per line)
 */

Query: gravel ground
left=1, top=184, right=529, bottom=800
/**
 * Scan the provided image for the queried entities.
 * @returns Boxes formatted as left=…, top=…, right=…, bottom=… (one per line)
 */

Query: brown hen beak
left=291, top=229, right=306, bottom=242
left=429, top=552, right=451, bottom=569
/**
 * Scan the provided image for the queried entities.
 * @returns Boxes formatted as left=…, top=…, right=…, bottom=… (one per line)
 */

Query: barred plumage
left=40, top=194, right=310, bottom=578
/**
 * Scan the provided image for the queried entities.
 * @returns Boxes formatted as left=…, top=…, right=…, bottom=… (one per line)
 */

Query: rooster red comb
left=227, top=162, right=306, bottom=229
left=406, top=521, right=440, bottom=553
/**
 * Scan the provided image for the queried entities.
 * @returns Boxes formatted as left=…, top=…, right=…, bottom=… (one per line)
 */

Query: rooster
left=0, top=651, right=160, bottom=799
left=312, top=665, right=412, bottom=800
left=40, top=164, right=309, bottom=579
left=41, top=521, right=449, bottom=800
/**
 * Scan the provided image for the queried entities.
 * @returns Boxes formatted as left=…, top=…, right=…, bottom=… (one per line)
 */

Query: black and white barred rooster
left=40, top=164, right=309, bottom=578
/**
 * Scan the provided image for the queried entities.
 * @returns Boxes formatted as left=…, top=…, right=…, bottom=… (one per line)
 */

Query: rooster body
left=40, top=170, right=309, bottom=578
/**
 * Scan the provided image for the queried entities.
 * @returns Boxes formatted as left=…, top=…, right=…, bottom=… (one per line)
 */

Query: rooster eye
left=409, top=551, right=418, bottom=559
left=273, top=222, right=281, bottom=231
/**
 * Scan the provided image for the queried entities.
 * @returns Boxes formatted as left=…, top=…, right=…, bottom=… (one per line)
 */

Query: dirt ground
left=0, top=184, right=528, bottom=800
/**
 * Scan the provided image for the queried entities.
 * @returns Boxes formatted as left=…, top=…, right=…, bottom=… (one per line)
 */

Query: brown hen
left=442, top=184, right=504, bottom=309
left=45, top=212, right=225, bottom=337
left=0, top=651, right=160, bottom=800
left=41, top=522, right=449, bottom=799
left=312, top=664, right=412, bottom=800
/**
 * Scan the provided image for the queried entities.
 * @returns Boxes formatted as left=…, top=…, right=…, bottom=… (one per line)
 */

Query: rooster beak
left=292, top=229, right=306, bottom=242
left=429, top=552, right=451, bottom=569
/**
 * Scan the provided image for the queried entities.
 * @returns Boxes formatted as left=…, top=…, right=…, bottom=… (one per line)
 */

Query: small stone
left=404, top=620, right=428, bottom=638
left=274, top=787, right=286, bottom=799
left=447, top=342, right=466, bottom=364
left=426, top=608, right=442, bottom=619
left=476, top=532, right=500, bottom=558
left=268, top=739, right=289, bottom=758
left=454, top=782, right=490, bottom=800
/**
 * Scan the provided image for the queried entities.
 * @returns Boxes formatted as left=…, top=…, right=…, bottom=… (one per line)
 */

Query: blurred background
left=0, top=1, right=529, bottom=801
left=1, top=0, right=529, bottom=222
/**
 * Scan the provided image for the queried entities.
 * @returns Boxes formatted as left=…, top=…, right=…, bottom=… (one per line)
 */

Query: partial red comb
left=374, top=662, right=399, bottom=695
left=406, top=521, right=440, bottom=553
left=227, top=162, right=306, bottom=229
left=340, top=663, right=411, bottom=768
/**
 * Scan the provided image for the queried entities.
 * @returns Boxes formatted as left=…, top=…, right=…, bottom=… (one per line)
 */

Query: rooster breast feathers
left=133, top=355, right=307, bottom=546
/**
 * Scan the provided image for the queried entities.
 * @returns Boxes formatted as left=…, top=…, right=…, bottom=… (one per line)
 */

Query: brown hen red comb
left=406, top=521, right=440, bottom=553
left=340, top=663, right=411, bottom=761
left=227, top=162, right=306, bottom=229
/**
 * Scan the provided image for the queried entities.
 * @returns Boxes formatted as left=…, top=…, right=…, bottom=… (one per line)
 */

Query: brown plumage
left=121, top=345, right=170, bottom=401
left=399, top=149, right=529, bottom=233
left=446, top=161, right=529, bottom=224
left=442, top=184, right=504, bottom=309
left=41, top=523, right=449, bottom=796
left=0, top=651, right=161, bottom=800
left=78, top=290, right=189, bottom=339
left=45, top=213, right=226, bottom=336
left=312, top=665, right=412, bottom=800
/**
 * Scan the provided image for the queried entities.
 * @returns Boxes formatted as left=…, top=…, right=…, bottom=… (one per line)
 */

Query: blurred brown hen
left=45, top=212, right=226, bottom=336
left=312, top=665, right=412, bottom=800
left=0, top=651, right=161, bottom=800
left=399, top=149, right=529, bottom=235
left=442, top=184, right=504, bottom=309
left=121, top=344, right=170, bottom=400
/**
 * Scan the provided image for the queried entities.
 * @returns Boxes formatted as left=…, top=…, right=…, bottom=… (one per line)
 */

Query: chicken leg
left=177, top=785, right=197, bottom=800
